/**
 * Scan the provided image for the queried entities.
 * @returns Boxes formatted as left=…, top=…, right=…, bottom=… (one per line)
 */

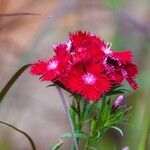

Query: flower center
left=102, top=42, right=112, bottom=54
left=48, top=60, right=58, bottom=70
left=82, top=72, right=96, bottom=85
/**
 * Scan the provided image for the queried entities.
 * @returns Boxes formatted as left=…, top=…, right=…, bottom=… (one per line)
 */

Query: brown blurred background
left=0, top=0, right=150, bottom=149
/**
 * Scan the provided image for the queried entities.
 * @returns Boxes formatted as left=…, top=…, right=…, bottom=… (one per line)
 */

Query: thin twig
left=0, top=64, right=31, bottom=103
left=0, top=120, right=36, bottom=150
left=56, top=85, right=79, bottom=150
left=0, top=12, right=40, bottom=17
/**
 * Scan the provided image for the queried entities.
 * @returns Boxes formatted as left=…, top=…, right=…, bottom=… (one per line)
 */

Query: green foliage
left=106, top=85, right=130, bottom=96
left=51, top=140, right=64, bottom=150
left=60, top=131, right=88, bottom=139
left=55, top=92, right=128, bottom=149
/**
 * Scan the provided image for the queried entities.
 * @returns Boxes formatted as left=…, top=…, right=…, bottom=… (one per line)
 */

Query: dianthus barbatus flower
left=30, top=30, right=138, bottom=101
left=68, top=31, right=104, bottom=64
left=102, top=42, right=138, bottom=89
left=31, top=44, right=71, bottom=81
left=62, top=62, right=111, bottom=101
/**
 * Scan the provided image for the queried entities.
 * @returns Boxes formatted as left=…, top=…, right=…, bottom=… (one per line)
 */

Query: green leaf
left=60, top=130, right=88, bottom=139
left=101, top=105, right=111, bottom=124
left=111, top=126, right=123, bottom=136
left=69, top=106, right=77, bottom=129
left=51, top=140, right=64, bottom=150
left=89, top=146, right=97, bottom=150
left=94, top=130, right=101, bottom=142
left=101, top=95, right=107, bottom=110
left=95, top=102, right=102, bottom=112
left=82, top=102, right=94, bottom=120
left=106, top=90, right=125, bottom=96
left=109, top=106, right=125, bottom=124
left=0, top=120, right=36, bottom=150
left=111, top=85, right=123, bottom=90
left=70, top=105, right=78, bottom=114
left=0, top=64, right=30, bottom=103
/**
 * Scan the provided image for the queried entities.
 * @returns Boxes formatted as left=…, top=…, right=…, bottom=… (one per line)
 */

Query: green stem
left=0, top=120, right=36, bottom=150
left=84, top=139, right=90, bottom=150
left=83, top=121, right=95, bottom=150
left=56, top=85, right=79, bottom=150
left=72, top=96, right=82, bottom=150
left=76, top=98, right=82, bottom=130
left=137, top=99, right=150, bottom=150
left=0, top=64, right=30, bottom=102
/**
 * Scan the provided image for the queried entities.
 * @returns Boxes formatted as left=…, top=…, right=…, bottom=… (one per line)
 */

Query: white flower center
left=48, top=60, right=58, bottom=70
left=82, top=73, right=96, bottom=85
left=102, top=42, right=112, bottom=54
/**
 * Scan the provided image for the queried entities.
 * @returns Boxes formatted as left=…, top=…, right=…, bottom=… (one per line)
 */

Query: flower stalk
left=137, top=97, right=150, bottom=150
left=0, top=120, right=36, bottom=150
left=56, top=85, right=79, bottom=150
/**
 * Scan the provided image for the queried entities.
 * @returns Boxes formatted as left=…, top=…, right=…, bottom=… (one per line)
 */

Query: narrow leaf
left=0, top=64, right=30, bottom=103
left=60, top=131, right=88, bottom=139
left=89, top=146, right=97, bottom=150
left=106, top=90, right=124, bottom=96
left=51, top=140, right=64, bottom=150
left=0, top=120, right=36, bottom=150
left=111, top=126, right=123, bottom=136
left=94, top=130, right=101, bottom=142
left=70, top=105, right=78, bottom=114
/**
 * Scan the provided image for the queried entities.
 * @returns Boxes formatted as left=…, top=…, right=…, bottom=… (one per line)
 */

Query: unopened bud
left=112, top=95, right=124, bottom=113
left=122, top=146, right=129, bottom=150
left=114, top=95, right=124, bottom=108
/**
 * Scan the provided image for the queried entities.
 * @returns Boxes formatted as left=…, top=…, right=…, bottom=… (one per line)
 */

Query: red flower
left=31, top=56, right=71, bottom=81
left=31, top=30, right=138, bottom=100
left=31, top=43, right=72, bottom=81
left=102, top=42, right=133, bottom=63
left=104, top=56, right=138, bottom=89
left=31, top=57, right=59, bottom=81
left=62, top=62, right=111, bottom=101
left=122, top=62, right=138, bottom=89
left=102, top=42, right=138, bottom=89
left=69, top=31, right=104, bottom=64
left=53, top=43, right=70, bottom=57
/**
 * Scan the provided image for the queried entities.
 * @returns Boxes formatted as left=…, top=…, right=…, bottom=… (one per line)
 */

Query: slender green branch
left=0, top=64, right=31, bottom=102
left=0, top=120, right=36, bottom=150
left=56, top=85, right=79, bottom=150
left=137, top=99, right=150, bottom=150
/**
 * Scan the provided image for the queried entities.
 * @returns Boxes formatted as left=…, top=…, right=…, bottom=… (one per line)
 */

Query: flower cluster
left=31, top=31, right=138, bottom=101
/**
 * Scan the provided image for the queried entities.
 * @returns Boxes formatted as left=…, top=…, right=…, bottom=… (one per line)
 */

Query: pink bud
left=114, top=95, right=124, bottom=108
left=122, top=146, right=129, bottom=150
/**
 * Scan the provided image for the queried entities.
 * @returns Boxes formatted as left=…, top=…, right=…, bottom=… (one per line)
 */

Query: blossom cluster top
left=31, top=31, right=138, bottom=101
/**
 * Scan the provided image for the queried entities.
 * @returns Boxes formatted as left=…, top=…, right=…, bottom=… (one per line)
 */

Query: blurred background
left=0, top=0, right=149, bottom=149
